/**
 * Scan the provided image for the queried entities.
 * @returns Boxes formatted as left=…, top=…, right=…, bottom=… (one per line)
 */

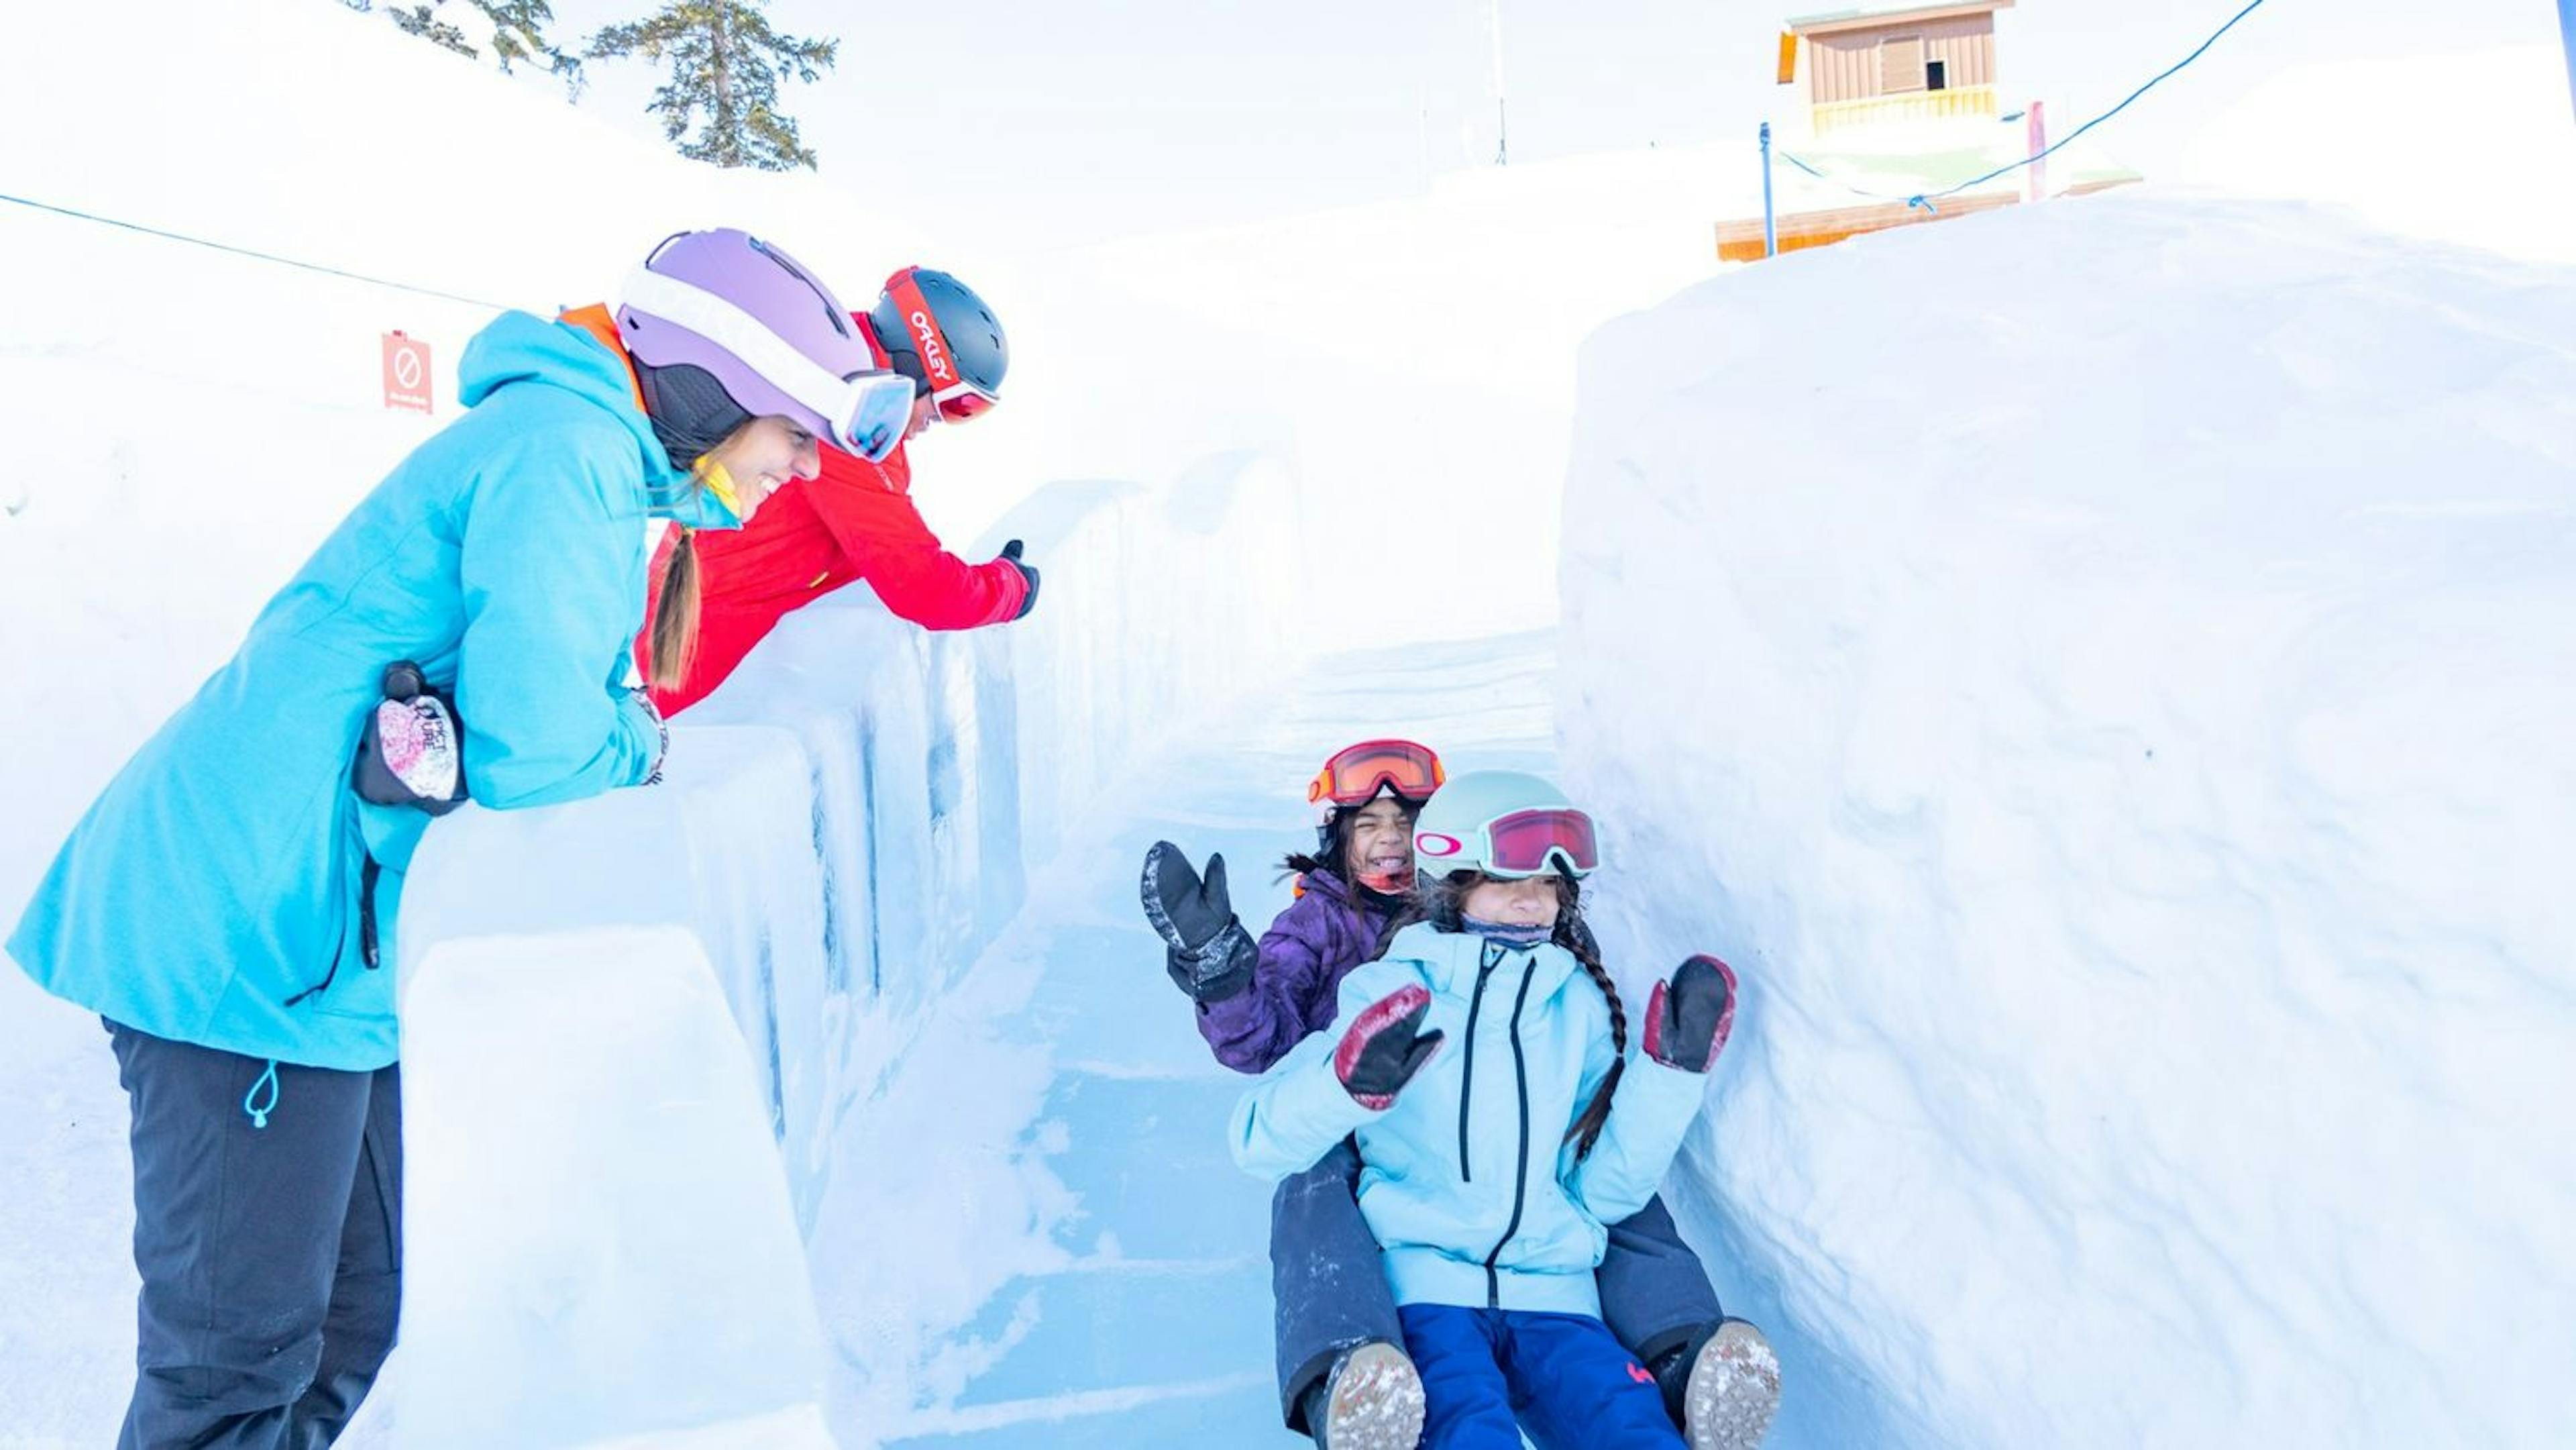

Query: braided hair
left=1415, top=870, right=1625, bottom=1161
left=1557, top=880, right=1625, bottom=1162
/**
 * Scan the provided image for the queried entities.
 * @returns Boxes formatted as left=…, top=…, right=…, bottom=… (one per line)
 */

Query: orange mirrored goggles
left=1307, top=738, right=1446, bottom=813
left=930, top=379, right=998, bottom=424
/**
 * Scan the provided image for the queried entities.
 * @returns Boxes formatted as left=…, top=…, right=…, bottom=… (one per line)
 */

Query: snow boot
left=1657, top=1318, right=1781, bottom=1450
left=1299, top=1339, right=1427, bottom=1450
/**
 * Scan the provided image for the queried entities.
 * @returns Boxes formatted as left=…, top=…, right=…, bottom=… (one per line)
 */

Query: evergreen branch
left=582, top=1, right=837, bottom=171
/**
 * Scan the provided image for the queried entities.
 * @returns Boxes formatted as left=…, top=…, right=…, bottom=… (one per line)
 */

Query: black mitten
left=1002, top=539, right=1040, bottom=620
left=1140, top=841, right=1255, bottom=1002
left=353, top=661, right=468, bottom=814
left=1334, top=985, right=1444, bottom=1109
left=633, top=688, right=669, bottom=786
left=1644, top=954, right=1737, bottom=1074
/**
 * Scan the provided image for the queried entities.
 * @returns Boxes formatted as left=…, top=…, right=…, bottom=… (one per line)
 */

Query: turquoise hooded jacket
left=8, top=310, right=731, bottom=1072
left=1230, top=922, right=1709, bottom=1318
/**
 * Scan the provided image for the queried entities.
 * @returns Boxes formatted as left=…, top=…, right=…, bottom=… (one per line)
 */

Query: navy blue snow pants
left=1271, top=1139, right=1722, bottom=1431
left=1272, top=1141, right=1403, bottom=1431
left=108, top=1020, right=401, bottom=1450
left=1399, top=1304, right=1687, bottom=1449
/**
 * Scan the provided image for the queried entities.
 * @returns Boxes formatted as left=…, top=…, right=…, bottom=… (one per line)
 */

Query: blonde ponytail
left=645, top=525, right=702, bottom=690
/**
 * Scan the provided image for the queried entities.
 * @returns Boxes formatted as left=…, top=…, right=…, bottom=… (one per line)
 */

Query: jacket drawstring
left=243, top=1061, right=280, bottom=1130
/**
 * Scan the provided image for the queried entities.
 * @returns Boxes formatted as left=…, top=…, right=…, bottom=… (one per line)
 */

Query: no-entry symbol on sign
left=382, top=331, right=433, bottom=414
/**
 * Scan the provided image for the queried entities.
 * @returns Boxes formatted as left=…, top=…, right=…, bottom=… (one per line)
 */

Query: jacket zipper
left=358, top=853, right=382, bottom=970
left=284, top=946, right=344, bottom=1008
left=1483, top=956, right=1540, bottom=1309
left=1456, top=939, right=1504, bottom=1184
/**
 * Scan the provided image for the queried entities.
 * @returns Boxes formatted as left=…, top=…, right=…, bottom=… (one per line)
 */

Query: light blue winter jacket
left=1231, top=922, right=1709, bottom=1317
left=7, top=310, right=731, bottom=1072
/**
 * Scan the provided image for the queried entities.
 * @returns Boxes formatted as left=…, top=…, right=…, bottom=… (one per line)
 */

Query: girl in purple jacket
left=1142, top=741, right=1772, bottom=1449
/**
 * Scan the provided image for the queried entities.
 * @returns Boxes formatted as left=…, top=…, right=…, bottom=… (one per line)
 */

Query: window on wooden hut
left=1880, top=35, right=1927, bottom=93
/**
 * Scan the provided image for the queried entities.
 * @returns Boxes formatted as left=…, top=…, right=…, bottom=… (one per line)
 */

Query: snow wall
left=1, top=7, right=1302, bottom=1430
left=386, top=450, right=1299, bottom=1440
left=1558, top=191, right=2575, bottom=1447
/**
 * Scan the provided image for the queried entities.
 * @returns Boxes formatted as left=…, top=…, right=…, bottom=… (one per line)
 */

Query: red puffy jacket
left=639, top=441, right=1028, bottom=715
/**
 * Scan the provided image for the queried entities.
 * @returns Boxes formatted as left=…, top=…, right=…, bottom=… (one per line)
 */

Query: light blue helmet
left=1410, top=770, right=1602, bottom=881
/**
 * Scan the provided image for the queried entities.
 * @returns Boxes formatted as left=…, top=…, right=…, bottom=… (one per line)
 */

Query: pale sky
left=541, top=0, right=2566, bottom=251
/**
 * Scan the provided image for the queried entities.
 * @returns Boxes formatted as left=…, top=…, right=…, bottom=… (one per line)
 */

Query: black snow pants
left=108, top=1019, right=401, bottom=1450
left=1271, top=1139, right=1723, bottom=1435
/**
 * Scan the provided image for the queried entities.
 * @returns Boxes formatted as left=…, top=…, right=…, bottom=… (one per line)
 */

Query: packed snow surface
left=392, top=926, right=833, bottom=1445
left=7, top=0, right=2575, bottom=1445
left=1557, top=189, right=2576, bottom=1447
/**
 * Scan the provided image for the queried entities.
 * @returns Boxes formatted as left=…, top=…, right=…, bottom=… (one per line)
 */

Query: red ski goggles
left=1417, top=807, right=1601, bottom=880
left=1307, top=738, right=1445, bottom=814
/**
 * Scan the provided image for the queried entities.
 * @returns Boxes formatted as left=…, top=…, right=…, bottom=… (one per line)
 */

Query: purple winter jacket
left=1197, top=868, right=1407, bottom=1074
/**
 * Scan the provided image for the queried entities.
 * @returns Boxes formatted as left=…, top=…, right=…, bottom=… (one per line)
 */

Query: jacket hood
left=814, top=433, right=912, bottom=499
left=1299, top=866, right=1413, bottom=917
left=1297, top=870, right=1412, bottom=947
left=458, top=311, right=739, bottom=529
left=1382, top=920, right=1582, bottom=1000
left=1299, top=866, right=1356, bottom=908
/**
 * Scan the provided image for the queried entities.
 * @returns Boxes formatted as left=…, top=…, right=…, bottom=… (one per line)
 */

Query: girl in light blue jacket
left=1232, top=771, right=1762, bottom=1450
left=8, top=228, right=917, bottom=1449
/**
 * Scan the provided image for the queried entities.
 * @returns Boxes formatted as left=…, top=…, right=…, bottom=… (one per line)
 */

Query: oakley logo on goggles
left=619, top=266, right=916, bottom=463
left=885, top=270, right=1000, bottom=425
left=1423, top=807, right=1600, bottom=879
left=1308, top=738, right=1445, bottom=811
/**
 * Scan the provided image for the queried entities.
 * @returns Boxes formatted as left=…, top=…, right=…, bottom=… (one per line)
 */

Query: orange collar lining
left=557, top=303, right=649, bottom=415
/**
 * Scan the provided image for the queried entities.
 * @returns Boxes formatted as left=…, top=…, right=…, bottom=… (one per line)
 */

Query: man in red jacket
left=641, top=267, right=1036, bottom=716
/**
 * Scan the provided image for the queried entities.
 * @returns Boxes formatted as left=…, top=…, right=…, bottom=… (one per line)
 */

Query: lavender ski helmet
left=614, top=229, right=904, bottom=459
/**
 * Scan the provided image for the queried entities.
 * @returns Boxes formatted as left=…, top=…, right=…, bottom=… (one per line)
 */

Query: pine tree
left=470, top=0, right=584, bottom=93
left=385, top=3, right=478, bottom=60
left=586, top=1, right=839, bottom=172
left=350, top=1, right=582, bottom=95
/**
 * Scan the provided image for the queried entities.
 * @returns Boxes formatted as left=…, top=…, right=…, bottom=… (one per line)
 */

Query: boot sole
left=1320, top=1339, right=1428, bottom=1450
left=1684, top=1320, right=1782, bottom=1450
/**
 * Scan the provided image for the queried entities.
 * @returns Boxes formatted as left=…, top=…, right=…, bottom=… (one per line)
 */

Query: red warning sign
left=382, top=331, right=434, bottom=414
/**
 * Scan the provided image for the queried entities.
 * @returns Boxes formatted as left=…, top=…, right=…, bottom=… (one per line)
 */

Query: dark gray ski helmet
left=869, top=266, right=1008, bottom=421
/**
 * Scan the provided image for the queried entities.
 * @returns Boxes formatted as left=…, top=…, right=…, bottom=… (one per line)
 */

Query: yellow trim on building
left=1813, top=83, right=1998, bottom=132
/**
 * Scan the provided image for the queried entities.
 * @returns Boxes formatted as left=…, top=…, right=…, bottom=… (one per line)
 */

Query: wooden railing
left=1813, top=84, right=1999, bottom=134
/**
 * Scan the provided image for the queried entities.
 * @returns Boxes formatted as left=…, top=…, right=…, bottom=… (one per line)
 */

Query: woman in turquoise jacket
left=1232, top=772, right=1767, bottom=1450
left=7, top=227, right=914, bottom=1449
